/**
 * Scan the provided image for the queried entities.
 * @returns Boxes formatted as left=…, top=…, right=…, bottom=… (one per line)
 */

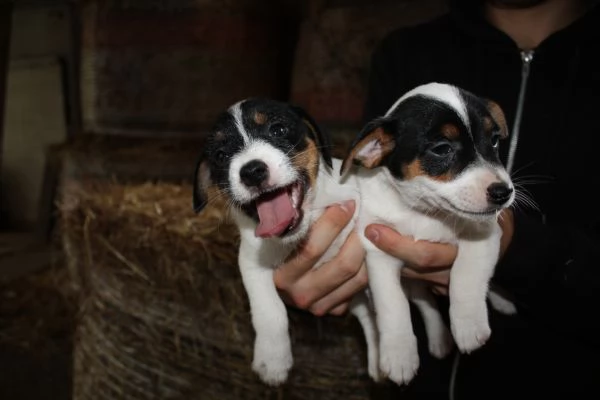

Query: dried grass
left=58, top=174, right=395, bottom=399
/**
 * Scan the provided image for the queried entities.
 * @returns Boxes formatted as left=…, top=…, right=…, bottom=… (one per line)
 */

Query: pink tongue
left=255, top=189, right=297, bottom=238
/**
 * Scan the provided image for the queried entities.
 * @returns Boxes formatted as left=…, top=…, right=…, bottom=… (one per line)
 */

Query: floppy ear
left=340, top=117, right=397, bottom=176
left=192, top=156, right=211, bottom=213
left=290, top=105, right=333, bottom=168
left=487, top=100, right=509, bottom=139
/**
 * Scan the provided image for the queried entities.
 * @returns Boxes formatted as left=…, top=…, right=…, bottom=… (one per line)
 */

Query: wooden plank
left=0, top=2, right=12, bottom=169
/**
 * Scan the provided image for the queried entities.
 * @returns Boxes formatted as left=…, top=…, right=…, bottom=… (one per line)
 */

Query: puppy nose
left=487, top=182, right=513, bottom=205
left=240, top=160, right=269, bottom=187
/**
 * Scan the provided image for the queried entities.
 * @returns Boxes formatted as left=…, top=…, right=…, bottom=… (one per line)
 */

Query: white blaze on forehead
left=229, top=100, right=251, bottom=144
left=385, top=82, right=470, bottom=133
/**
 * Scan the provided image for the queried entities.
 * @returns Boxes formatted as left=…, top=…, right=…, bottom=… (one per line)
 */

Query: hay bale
left=58, top=175, right=400, bottom=399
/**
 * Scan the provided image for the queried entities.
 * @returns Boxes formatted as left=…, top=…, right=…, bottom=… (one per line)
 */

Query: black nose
left=240, top=160, right=269, bottom=187
left=487, top=182, right=513, bottom=205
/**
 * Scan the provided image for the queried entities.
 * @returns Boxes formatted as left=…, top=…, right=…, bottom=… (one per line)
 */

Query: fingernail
left=366, top=227, right=379, bottom=243
left=339, top=200, right=355, bottom=214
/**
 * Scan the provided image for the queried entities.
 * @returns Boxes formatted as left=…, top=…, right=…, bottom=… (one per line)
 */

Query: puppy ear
left=193, top=157, right=211, bottom=213
left=487, top=100, right=509, bottom=139
left=290, top=105, right=333, bottom=168
left=340, top=117, right=396, bottom=176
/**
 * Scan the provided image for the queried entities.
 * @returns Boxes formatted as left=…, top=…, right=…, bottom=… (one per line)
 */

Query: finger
left=401, top=266, right=450, bottom=287
left=309, top=262, right=368, bottom=316
left=274, top=200, right=355, bottom=288
left=304, top=231, right=366, bottom=297
left=365, top=224, right=457, bottom=268
left=328, top=302, right=350, bottom=316
left=498, top=208, right=514, bottom=257
left=286, top=232, right=366, bottom=310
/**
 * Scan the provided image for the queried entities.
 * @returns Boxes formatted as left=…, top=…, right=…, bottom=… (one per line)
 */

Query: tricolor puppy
left=192, top=98, right=380, bottom=385
left=192, top=98, right=459, bottom=385
left=341, top=82, right=516, bottom=386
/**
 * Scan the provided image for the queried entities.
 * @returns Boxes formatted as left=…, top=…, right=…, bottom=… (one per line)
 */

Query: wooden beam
left=0, top=1, right=12, bottom=170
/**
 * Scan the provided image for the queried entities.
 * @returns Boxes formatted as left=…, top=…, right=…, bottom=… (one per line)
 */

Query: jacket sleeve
left=493, top=208, right=600, bottom=343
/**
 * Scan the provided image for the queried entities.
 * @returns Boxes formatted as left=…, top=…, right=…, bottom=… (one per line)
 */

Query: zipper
left=449, top=49, right=537, bottom=400
left=506, top=49, right=534, bottom=174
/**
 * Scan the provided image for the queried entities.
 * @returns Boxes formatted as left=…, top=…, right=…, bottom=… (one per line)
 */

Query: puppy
left=192, top=98, right=456, bottom=386
left=340, top=82, right=516, bottom=385
left=192, top=98, right=380, bottom=385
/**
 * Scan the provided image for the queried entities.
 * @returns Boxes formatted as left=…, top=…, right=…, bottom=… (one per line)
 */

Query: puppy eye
left=491, top=133, right=501, bottom=148
left=215, top=150, right=228, bottom=164
left=429, top=142, right=453, bottom=157
left=269, top=123, right=288, bottom=137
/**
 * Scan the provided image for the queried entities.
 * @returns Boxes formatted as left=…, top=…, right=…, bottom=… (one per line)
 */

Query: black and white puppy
left=340, top=82, right=516, bottom=386
left=192, top=98, right=456, bottom=386
left=192, top=98, right=380, bottom=385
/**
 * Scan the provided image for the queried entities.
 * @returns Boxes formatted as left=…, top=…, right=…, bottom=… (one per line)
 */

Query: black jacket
left=363, top=1, right=600, bottom=398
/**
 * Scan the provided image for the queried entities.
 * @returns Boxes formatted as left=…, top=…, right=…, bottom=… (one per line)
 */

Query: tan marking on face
left=483, top=116, right=494, bottom=132
left=214, top=130, right=226, bottom=141
left=441, top=123, right=460, bottom=140
left=341, top=127, right=395, bottom=175
left=487, top=100, right=508, bottom=138
left=400, top=159, right=454, bottom=182
left=291, top=137, right=319, bottom=188
left=254, top=112, right=267, bottom=125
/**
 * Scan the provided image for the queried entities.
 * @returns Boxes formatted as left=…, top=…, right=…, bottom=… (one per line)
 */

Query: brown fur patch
left=487, top=100, right=508, bottom=138
left=483, top=116, right=494, bottom=132
left=195, top=161, right=230, bottom=210
left=341, top=127, right=395, bottom=175
left=214, top=130, right=226, bottom=141
left=401, top=159, right=454, bottom=182
left=254, top=112, right=267, bottom=125
left=291, top=137, right=320, bottom=188
left=441, top=123, right=460, bottom=140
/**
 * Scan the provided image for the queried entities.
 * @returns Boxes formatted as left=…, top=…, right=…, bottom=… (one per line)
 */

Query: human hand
left=273, top=200, right=367, bottom=316
left=364, top=209, right=515, bottom=296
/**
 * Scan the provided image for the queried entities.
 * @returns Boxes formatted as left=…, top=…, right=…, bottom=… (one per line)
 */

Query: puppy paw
left=450, top=306, right=491, bottom=353
left=367, top=350, right=383, bottom=382
left=252, top=339, right=293, bottom=386
left=379, top=336, right=420, bottom=385
left=488, top=291, right=517, bottom=315
left=428, top=325, right=455, bottom=359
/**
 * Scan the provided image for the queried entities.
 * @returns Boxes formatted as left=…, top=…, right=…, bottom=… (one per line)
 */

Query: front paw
left=488, top=291, right=518, bottom=315
left=450, top=305, right=491, bottom=353
left=367, top=348, right=383, bottom=382
left=428, top=325, right=455, bottom=359
left=252, top=338, right=293, bottom=386
left=379, top=335, right=420, bottom=385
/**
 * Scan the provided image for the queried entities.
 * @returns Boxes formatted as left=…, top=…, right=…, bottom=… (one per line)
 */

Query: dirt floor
left=0, top=233, right=73, bottom=400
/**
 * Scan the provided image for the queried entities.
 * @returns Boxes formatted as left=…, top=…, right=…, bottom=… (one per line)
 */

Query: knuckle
left=413, top=247, right=436, bottom=268
left=290, top=292, right=312, bottom=310
left=354, top=267, right=369, bottom=288
left=299, top=242, right=321, bottom=263
left=329, top=304, right=349, bottom=316
left=310, top=304, right=328, bottom=317
left=338, top=261, right=360, bottom=279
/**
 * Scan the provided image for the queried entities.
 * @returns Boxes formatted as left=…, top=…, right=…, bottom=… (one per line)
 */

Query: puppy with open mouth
left=340, top=82, right=516, bottom=386
left=192, top=98, right=380, bottom=385
left=192, top=98, right=458, bottom=386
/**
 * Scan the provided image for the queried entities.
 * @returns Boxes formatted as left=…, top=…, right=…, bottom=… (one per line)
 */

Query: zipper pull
left=520, top=49, right=534, bottom=77
left=506, top=49, right=535, bottom=174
